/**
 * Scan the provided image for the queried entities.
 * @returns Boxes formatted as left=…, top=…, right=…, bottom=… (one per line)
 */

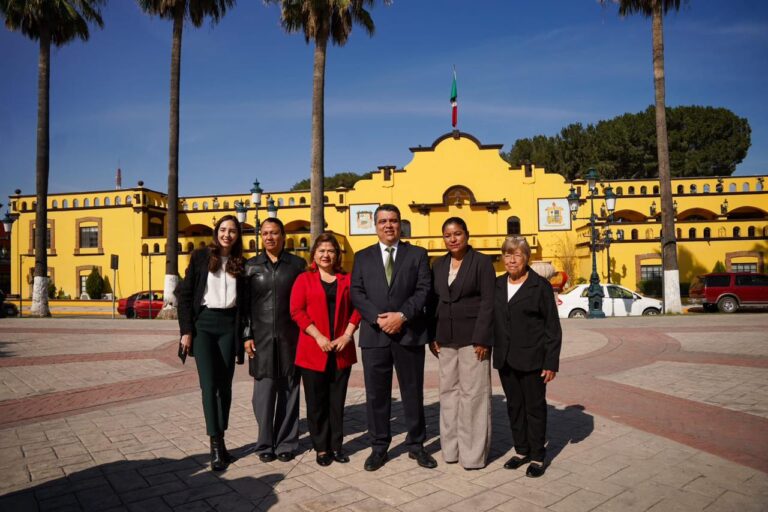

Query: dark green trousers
left=194, top=307, right=237, bottom=436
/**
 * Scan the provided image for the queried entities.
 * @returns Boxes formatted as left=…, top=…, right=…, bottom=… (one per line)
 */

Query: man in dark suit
left=350, top=204, right=436, bottom=471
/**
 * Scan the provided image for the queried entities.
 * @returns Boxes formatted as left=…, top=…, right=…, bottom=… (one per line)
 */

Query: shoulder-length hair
left=309, top=232, right=344, bottom=274
left=209, top=214, right=244, bottom=276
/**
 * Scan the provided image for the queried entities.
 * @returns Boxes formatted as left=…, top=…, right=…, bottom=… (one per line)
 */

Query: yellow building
left=6, top=131, right=768, bottom=304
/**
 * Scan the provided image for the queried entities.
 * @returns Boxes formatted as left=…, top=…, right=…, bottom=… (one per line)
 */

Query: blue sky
left=1, top=0, right=767, bottom=204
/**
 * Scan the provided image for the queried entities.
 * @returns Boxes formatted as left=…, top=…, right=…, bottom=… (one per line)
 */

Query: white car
left=556, top=284, right=663, bottom=318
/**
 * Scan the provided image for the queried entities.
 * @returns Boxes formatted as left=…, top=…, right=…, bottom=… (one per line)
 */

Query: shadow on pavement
left=0, top=340, right=14, bottom=358
left=0, top=456, right=281, bottom=511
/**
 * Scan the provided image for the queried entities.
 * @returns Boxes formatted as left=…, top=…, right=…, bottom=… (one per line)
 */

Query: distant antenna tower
left=116, top=167, right=122, bottom=190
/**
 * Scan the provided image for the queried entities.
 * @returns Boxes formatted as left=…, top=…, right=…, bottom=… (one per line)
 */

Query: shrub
left=637, top=279, right=662, bottom=297
left=48, top=281, right=56, bottom=299
left=712, top=261, right=726, bottom=273
left=85, top=267, right=104, bottom=300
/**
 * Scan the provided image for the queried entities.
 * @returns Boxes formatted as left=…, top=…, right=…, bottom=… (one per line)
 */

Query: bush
left=85, top=267, right=104, bottom=300
left=712, top=260, right=726, bottom=273
left=637, top=279, right=662, bottom=297
left=47, top=281, right=56, bottom=299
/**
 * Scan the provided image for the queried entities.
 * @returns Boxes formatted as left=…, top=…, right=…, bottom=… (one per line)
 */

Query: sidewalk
left=0, top=315, right=766, bottom=511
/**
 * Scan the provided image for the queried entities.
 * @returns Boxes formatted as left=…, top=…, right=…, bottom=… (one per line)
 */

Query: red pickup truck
left=688, top=272, right=768, bottom=313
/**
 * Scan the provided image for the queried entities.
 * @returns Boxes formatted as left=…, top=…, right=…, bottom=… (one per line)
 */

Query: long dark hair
left=209, top=215, right=244, bottom=276
left=309, top=232, right=344, bottom=274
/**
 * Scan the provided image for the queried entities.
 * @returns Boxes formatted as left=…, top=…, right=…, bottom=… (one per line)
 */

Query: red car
left=689, top=272, right=768, bottom=313
left=118, top=290, right=164, bottom=319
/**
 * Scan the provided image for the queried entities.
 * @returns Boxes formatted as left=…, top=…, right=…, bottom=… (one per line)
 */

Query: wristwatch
left=399, top=312, right=407, bottom=322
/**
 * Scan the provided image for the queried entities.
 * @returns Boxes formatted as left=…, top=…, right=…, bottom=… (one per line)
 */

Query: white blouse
left=202, top=256, right=237, bottom=309
left=507, top=282, right=523, bottom=301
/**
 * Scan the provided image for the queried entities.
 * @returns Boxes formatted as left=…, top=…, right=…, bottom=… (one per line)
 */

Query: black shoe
left=218, top=434, right=238, bottom=464
left=258, top=452, right=276, bottom=463
left=332, top=450, right=350, bottom=463
left=409, top=449, right=437, bottom=469
left=503, top=455, right=530, bottom=470
left=526, top=461, right=546, bottom=478
left=209, top=436, right=227, bottom=471
left=277, top=451, right=295, bottom=462
left=316, top=452, right=333, bottom=466
left=364, top=451, right=388, bottom=472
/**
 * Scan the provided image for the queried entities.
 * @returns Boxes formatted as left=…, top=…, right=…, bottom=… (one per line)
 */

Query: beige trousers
left=438, top=345, right=492, bottom=468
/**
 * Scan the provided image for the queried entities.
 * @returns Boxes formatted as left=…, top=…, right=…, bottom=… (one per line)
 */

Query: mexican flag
left=450, top=68, right=458, bottom=128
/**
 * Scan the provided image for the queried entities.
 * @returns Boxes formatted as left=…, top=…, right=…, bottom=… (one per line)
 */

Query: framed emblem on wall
left=349, top=204, right=379, bottom=235
left=538, top=198, right=571, bottom=231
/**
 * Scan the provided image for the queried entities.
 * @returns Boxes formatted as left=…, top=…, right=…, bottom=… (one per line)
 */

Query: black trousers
left=193, top=308, right=237, bottom=436
left=362, top=343, right=426, bottom=453
left=301, top=355, right=351, bottom=453
left=498, top=365, right=547, bottom=462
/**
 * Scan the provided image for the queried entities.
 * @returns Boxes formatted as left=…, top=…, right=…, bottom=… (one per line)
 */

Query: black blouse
left=321, top=279, right=337, bottom=336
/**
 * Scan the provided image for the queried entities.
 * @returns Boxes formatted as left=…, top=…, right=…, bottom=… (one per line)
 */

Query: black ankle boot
left=210, top=436, right=227, bottom=471
left=219, top=434, right=238, bottom=464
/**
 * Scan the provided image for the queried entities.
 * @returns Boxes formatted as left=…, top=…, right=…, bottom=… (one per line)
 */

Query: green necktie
left=385, top=247, right=394, bottom=285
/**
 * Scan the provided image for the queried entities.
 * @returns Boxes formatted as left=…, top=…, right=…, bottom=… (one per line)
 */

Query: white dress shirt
left=202, top=256, right=237, bottom=309
left=378, top=240, right=400, bottom=266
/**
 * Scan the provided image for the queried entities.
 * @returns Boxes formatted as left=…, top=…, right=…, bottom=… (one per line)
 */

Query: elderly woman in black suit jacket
left=494, top=236, right=562, bottom=478
left=429, top=217, right=496, bottom=469
left=177, top=215, right=247, bottom=471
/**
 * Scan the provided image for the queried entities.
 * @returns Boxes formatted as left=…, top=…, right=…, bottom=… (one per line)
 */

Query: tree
left=1, top=0, right=105, bottom=317
left=604, top=0, right=686, bottom=313
left=137, top=0, right=236, bottom=319
left=503, top=106, right=750, bottom=180
left=271, top=0, right=386, bottom=242
left=85, top=266, right=104, bottom=300
left=290, top=170, right=374, bottom=191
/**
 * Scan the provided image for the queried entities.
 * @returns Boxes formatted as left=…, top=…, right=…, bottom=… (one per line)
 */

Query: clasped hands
left=314, top=334, right=352, bottom=353
left=376, top=311, right=404, bottom=335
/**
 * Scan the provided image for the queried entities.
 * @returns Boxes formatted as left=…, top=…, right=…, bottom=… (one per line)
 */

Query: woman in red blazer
left=290, top=232, right=361, bottom=466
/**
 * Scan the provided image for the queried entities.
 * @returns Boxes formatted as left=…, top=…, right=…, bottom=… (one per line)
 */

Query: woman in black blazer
left=493, top=236, right=562, bottom=478
left=429, top=217, right=495, bottom=469
left=177, top=215, right=247, bottom=471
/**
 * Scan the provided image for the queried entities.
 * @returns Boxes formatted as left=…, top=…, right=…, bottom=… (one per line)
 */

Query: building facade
left=6, top=131, right=768, bottom=302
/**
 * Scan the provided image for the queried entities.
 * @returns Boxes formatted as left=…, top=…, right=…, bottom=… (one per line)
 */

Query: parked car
left=689, top=272, right=768, bottom=313
left=117, top=291, right=164, bottom=319
left=556, top=283, right=663, bottom=318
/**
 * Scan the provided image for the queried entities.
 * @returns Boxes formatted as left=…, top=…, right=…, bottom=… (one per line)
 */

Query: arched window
left=153, top=243, right=160, bottom=253
left=186, top=242, right=194, bottom=253
left=289, top=198, right=295, bottom=206
left=203, top=202, right=209, bottom=210
left=192, top=202, right=199, bottom=210
left=115, top=196, right=121, bottom=205
left=62, top=199, right=68, bottom=208
left=183, top=202, right=189, bottom=211
left=733, top=227, right=741, bottom=238
left=703, top=228, right=711, bottom=239
left=300, top=197, right=306, bottom=204
left=676, top=228, right=682, bottom=239
left=689, top=228, right=696, bottom=239
left=21, top=201, right=27, bottom=211
left=640, top=186, right=647, bottom=195
left=248, top=240, right=256, bottom=250
left=764, top=226, right=768, bottom=237
left=323, top=195, right=329, bottom=203
left=703, top=184, right=710, bottom=193
left=401, top=220, right=412, bottom=238
left=244, top=200, right=250, bottom=207
left=757, top=181, right=764, bottom=192
left=338, top=194, right=344, bottom=203
left=748, top=226, right=756, bottom=237
left=104, top=197, right=110, bottom=206
left=729, top=183, right=736, bottom=192
left=126, top=195, right=132, bottom=204
left=223, top=201, right=229, bottom=209
left=645, top=228, right=654, bottom=240
left=628, top=186, right=635, bottom=195
left=141, top=243, right=148, bottom=255
left=743, top=183, right=750, bottom=192
left=83, top=198, right=90, bottom=207
left=718, top=227, right=726, bottom=237
left=278, top=198, right=284, bottom=206
left=73, top=199, right=79, bottom=208
left=616, top=187, right=623, bottom=195
left=653, top=185, right=659, bottom=194
left=677, top=185, right=684, bottom=194
left=507, top=216, right=521, bottom=235
left=690, top=184, right=697, bottom=194
left=631, top=229, right=638, bottom=240
left=300, top=237, right=308, bottom=248
left=616, top=229, right=624, bottom=240
left=93, top=198, right=100, bottom=206
left=52, top=200, right=58, bottom=208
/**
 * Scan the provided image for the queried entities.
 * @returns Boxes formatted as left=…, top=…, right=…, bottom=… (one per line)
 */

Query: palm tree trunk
left=31, top=29, right=51, bottom=317
left=158, top=4, right=183, bottom=320
left=310, top=37, right=328, bottom=243
left=652, top=0, right=682, bottom=313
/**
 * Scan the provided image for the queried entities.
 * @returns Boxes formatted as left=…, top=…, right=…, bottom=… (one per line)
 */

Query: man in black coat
left=243, top=218, right=306, bottom=462
left=350, top=204, right=436, bottom=471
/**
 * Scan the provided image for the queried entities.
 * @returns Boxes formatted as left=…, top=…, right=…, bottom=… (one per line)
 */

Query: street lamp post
left=250, top=180, right=263, bottom=253
left=567, top=168, right=617, bottom=319
left=2, top=210, right=16, bottom=316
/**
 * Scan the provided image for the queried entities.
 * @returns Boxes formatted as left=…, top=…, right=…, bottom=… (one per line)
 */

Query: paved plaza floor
left=0, top=314, right=766, bottom=511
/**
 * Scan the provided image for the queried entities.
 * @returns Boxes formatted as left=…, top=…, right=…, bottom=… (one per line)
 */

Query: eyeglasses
left=502, top=253, right=525, bottom=261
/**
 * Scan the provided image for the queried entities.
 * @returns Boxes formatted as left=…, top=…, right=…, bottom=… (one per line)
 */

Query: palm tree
left=271, top=0, right=385, bottom=242
left=1, top=0, right=105, bottom=317
left=602, top=0, right=684, bottom=313
left=137, top=0, right=236, bottom=319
